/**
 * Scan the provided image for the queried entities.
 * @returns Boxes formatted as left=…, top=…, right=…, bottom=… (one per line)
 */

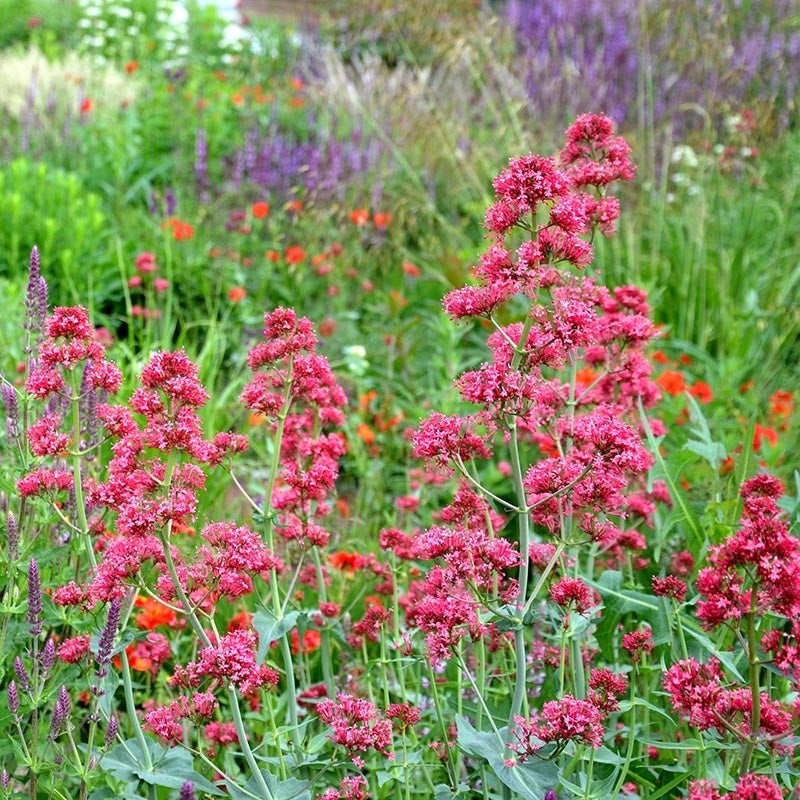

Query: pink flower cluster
left=317, top=693, right=394, bottom=765
left=19, top=306, right=123, bottom=498
left=696, top=474, right=800, bottom=628
left=663, top=657, right=794, bottom=752
left=241, top=308, right=348, bottom=551
left=687, top=774, right=786, bottom=800
left=170, top=629, right=279, bottom=696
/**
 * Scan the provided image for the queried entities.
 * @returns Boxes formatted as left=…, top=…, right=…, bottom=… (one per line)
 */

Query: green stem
left=311, top=547, right=335, bottom=699
left=69, top=371, right=97, bottom=573
left=739, top=607, right=761, bottom=775
left=120, top=651, right=153, bottom=771
left=229, top=686, right=275, bottom=800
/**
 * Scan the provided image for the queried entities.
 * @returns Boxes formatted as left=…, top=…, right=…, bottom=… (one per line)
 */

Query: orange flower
left=329, top=551, right=365, bottom=572
left=719, top=455, right=735, bottom=475
left=125, top=60, right=139, bottom=74
left=290, top=629, right=322, bottom=655
left=402, top=261, right=421, bottom=277
left=288, top=96, right=305, bottom=108
left=688, top=381, right=713, bottom=404
left=126, top=645, right=153, bottom=673
left=79, top=98, right=93, bottom=115
left=134, top=596, right=178, bottom=630
left=291, top=77, right=305, bottom=91
left=285, top=245, right=306, bottom=264
left=286, top=199, right=303, bottom=213
left=678, top=354, right=692, bottom=366
left=356, top=422, right=376, bottom=445
left=231, top=92, right=245, bottom=106
left=656, top=370, right=686, bottom=396
left=251, top=201, right=270, bottom=218
left=227, top=611, right=253, bottom=632
left=575, top=367, right=598, bottom=388
left=349, top=208, right=370, bottom=225
left=651, top=350, right=671, bottom=365
left=265, top=250, right=280, bottom=262
left=228, top=286, right=247, bottom=303
left=753, top=423, right=778, bottom=451
left=164, top=217, right=194, bottom=241
left=358, top=390, right=378, bottom=412
left=373, top=212, right=392, bottom=228
left=769, top=390, right=793, bottom=420
left=336, top=498, right=351, bottom=518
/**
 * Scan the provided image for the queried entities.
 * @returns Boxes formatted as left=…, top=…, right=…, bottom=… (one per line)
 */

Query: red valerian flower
left=317, top=693, right=393, bottom=760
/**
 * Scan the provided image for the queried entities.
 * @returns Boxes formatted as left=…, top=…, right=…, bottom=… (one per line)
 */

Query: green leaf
left=253, top=608, right=301, bottom=663
left=227, top=770, right=310, bottom=800
left=456, top=717, right=558, bottom=800
left=683, top=393, right=726, bottom=471
left=101, top=738, right=224, bottom=795
left=589, top=571, right=668, bottom=660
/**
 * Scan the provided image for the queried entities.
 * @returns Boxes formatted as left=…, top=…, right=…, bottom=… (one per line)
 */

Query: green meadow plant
left=2, top=117, right=798, bottom=800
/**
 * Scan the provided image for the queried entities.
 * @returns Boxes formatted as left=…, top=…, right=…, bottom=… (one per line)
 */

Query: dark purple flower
left=6, top=510, right=18, bottom=561
left=27, top=559, right=42, bottom=637
left=179, top=781, right=196, bottom=800
left=96, top=598, right=121, bottom=676
left=7, top=681, right=19, bottom=715
left=105, top=715, right=119, bottom=747
left=13, top=657, right=30, bottom=692
left=1, top=382, right=19, bottom=442
left=49, top=685, right=71, bottom=738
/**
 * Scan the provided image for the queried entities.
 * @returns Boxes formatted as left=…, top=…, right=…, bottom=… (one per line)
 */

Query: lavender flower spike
left=13, top=656, right=31, bottom=693
left=1, top=382, right=19, bottom=443
left=96, top=598, right=122, bottom=676
left=25, top=246, right=48, bottom=340
left=180, top=781, right=196, bottom=800
left=104, top=715, right=119, bottom=747
left=49, top=686, right=71, bottom=738
left=7, top=681, right=19, bottom=715
left=6, top=510, right=19, bottom=561
left=27, top=559, right=42, bottom=637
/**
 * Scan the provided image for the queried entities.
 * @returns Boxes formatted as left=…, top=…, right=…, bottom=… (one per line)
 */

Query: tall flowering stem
left=411, top=115, right=661, bottom=776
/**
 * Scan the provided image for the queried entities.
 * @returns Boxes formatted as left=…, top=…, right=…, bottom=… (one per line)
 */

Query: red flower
left=655, top=370, right=686, bottom=396
left=285, top=245, right=306, bottom=264
left=79, top=98, right=93, bottom=115
left=753, top=423, right=778, bottom=451
left=349, top=209, right=369, bottom=225
left=251, top=201, right=270, bottom=219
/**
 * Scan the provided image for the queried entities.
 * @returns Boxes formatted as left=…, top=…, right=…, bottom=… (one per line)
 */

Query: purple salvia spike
left=49, top=686, right=71, bottom=738
left=96, top=598, right=121, bottom=676
left=6, top=510, right=19, bottom=561
left=13, top=657, right=31, bottom=693
left=7, top=681, right=19, bottom=715
left=544, top=791, right=558, bottom=800
left=1, top=769, right=9, bottom=789
left=1, top=382, right=19, bottom=442
left=27, top=559, right=42, bottom=637
left=165, top=187, right=177, bottom=216
left=40, top=638, right=56, bottom=676
left=179, top=780, right=196, bottom=800
left=104, top=715, right=118, bottom=747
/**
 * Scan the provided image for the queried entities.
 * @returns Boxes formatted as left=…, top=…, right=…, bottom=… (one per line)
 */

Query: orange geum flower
left=134, top=596, right=178, bottom=630
left=285, top=245, right=306, bottom=264
left=251, top=201, right=270, bottom=218
left=402, top=261, right=421, bottom=277
left=688, top=381, right=713, bottom=403
left=356, top=422, right=376, bottom=445
left=349, top=208, right=370, bottom=225
left=373, top=212, right=392, bottom=228
left=656, top=370, right=686, bottom=396
left=753, top=423, right=778, bottom=451
left=769, top=390, right=793, bottom=420
left=228, top=286, right=247, bottom=303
